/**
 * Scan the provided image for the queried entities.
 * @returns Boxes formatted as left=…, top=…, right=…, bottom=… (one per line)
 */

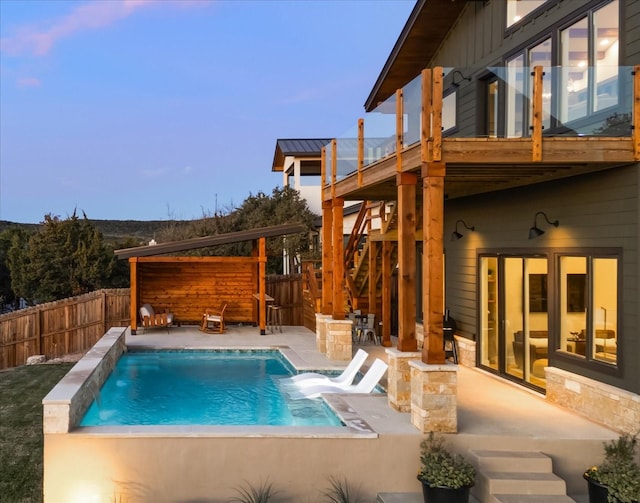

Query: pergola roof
left=114, top=223, right=308, bottom=259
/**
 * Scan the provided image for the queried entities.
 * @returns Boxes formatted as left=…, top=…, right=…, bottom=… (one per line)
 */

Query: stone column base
left=326, top=318, right=353, bottom=361
left=315, top=314, right=332, bottom=354
left=409, top=360, right=458, bottom=433
left=386, top=348, right=422, bottom=412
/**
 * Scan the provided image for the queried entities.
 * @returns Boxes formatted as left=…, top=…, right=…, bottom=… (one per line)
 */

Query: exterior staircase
left=469, top=450, right=576, bottom=503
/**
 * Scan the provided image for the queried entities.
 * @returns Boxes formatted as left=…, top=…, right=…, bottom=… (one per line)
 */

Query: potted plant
left=584, top=433, right=640, bottom=503
left=417, top=431, right=476, bottom=503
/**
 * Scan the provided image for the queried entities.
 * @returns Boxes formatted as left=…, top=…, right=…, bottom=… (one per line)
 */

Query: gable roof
left=364, top=0, right=468, bottom=111
left=272, top=138, right=332, bottom=172
left=114, top=223, right=308, bottom=259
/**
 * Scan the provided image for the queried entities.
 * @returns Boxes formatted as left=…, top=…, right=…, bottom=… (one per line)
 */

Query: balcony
left=322, top=65, right=640, bottom=203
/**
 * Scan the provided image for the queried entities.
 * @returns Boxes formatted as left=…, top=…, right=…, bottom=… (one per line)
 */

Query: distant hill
left=0, top=219, right=190, bottom=244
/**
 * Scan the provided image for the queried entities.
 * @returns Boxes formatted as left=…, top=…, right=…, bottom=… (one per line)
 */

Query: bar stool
left=267, top=305, right=283, bottom=333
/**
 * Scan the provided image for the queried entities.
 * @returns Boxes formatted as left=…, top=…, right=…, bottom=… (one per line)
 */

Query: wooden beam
left=396, top=88, right=404, bottom=172
left=432, top=66, right=443, bottom=162
left=421, top=162, right=446, bottom=364
left=381, top=241, right=393, bottom=347
left=531, top=66, right=543, bottom=162
left=358, top=118, right=364, bottom=187
left=332, top=198, right=345, bottom=319
left=258, top=237, right=267, bottom=335
left=421, top=68, right=432, bottom=163
left=634, top=65, right=640, bottom=161
left=331, top=139, right=337, bottom=200
left=129, top=257, right=138, bottom=333
left=321, top=146, right=326, bottom=189
left=321, top=200, right=333, bottom=315
left=368, top=240, right=378, bottom=320
left=396, top=172, right=418, bottom=352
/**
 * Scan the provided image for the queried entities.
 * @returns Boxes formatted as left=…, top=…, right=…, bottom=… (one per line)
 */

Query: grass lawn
left=0, top=363, right=74, bottom=503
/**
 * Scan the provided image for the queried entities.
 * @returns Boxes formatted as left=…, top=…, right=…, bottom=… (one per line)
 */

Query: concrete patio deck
left=127, top=323, right=618, bottom=501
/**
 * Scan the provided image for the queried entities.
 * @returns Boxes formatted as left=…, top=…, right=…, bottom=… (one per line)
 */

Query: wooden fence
left=265, top=274, right=304, bottom=327
left=0, top=289, right=130, bottom=370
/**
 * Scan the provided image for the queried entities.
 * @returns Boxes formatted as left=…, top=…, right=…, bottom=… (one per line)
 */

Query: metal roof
left=114, top=223, right=308, bottom=259
left=272, top=138, right=332, bottom=172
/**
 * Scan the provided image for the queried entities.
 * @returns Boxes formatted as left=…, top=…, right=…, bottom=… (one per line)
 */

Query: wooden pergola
left=322, top=66, right=640, bottom=365
left=114, top=223, right=306, bottom=334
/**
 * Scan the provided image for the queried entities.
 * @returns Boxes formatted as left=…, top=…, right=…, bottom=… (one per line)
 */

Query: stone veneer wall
left=545, top=367, right=640, bottom=436
left=314, top=313, right=330, bottom=354
left=454, top=336, right=476, bottom=367
left=325, top=319, right=353, bottom=361
left=409, top=361, right=458, bottom=433
left=43, top=327, right=127, bottom=433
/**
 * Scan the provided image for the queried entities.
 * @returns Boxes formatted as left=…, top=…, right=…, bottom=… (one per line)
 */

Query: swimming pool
left=80, top=350, right=343, bottom=427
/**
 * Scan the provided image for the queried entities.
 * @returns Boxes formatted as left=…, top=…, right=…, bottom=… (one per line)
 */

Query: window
left=505, top=54, right=525, bottom=138
left=486, top=79, right=499, bottom=137
left=559, top=1, right=619, bottom=124
left=506, top=0, right=549, bottom=28
left=558, top=254, right=618, bottom=365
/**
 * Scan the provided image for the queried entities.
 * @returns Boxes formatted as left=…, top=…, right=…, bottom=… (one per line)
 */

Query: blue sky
left=0, top=0, right=415, bottom=224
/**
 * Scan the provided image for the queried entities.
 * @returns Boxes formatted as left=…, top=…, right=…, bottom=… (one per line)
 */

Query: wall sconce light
left=451, top=219, right=475, bottom=241
left=528, top=211, right=559, bottom=239
left=451, top=70, right=471, bottom=88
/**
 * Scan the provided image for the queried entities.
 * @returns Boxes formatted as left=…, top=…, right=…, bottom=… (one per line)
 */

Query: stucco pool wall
left=42, top=329, right=424, bottom=501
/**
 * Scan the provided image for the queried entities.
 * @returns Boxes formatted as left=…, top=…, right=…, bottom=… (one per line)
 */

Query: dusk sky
left=0, top=0, right=415, bottom=224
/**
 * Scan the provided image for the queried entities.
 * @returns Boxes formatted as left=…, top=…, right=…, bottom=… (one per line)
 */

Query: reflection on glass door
left=480, top=255, right=548, bottom=390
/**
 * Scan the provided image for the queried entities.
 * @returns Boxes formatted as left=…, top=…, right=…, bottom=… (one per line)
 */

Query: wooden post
left=634, top=65, right=640, bottom=161
left=396, top=88, right=404, bottom=172
left=321, top=200, right=333, bottom=315
left=332, top=197, right=345, bottom=319
left=422, top=161, right=446, bottom=364
left=258, top=237, right=267, bottom=335
left=532, top=65, right=543, bottom=162
left=368, top=240, right=378, bottom=318
left=358, top=118, right=364, bottom=187
left=381, top=240, right=393, bottom=347
left=396, top=172, right=418, bottom=352
left=129, top=257, right=138, bottom=334
left=421, top=68, right=433, bottom=163
left=432, top=67, right=443, bottom=162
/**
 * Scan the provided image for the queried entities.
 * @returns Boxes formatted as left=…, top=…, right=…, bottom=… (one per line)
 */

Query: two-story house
left=319, top=0, right=639, bottom=435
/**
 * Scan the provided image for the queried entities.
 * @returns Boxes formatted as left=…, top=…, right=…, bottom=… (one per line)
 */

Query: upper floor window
left=506, top=0, right=549, bottom=28
left=560, top=0, right=619, bottom=124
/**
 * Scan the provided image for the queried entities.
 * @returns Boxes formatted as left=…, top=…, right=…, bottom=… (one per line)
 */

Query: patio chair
left=287, top=358, right=388, bottom=400
left=139, top=303, right=174, bottom=333
left=280, top=348, right=368, bottom=388
left=200, top=302, right=227, bottom=334
left=357, top=313, right=379, bottom=344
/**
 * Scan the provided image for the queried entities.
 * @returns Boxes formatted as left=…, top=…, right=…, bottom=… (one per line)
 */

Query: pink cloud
left=1, top=0, right=210, bottom=57
left=16, top=77, right=42, bottom=88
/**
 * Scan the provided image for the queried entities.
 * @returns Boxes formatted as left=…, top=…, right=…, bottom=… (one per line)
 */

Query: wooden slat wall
left=266, top=274, right=303, bottom=326
left=138, top=258, right=256, bottom=324
left=0, top=289, right=130, bottom=370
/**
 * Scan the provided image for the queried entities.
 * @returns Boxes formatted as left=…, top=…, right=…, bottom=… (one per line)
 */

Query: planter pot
left=584, top=474, right=639, bottom=503
left=419, top=479, right=471, bottom=503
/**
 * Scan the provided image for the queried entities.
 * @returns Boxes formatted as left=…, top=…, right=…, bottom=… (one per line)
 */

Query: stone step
left=470, top=449, right=553, bottom=473
left=479, top=471, right=567, bottom=495
left=493, top=495, right=577, bottom=503
left=376, top=492, right=481, bottom=503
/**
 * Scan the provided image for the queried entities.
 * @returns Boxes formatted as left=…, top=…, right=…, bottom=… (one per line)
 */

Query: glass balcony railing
left=323, top=65, right=635, bottom=187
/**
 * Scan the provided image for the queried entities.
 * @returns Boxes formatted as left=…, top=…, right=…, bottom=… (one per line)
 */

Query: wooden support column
left=381, top=240, right=392, bottom=347
left=421, top=68, right=432, bottom=163
left=634, top=65, right=640, bottom=161
left=396, top=172, right=418, bottom=352
left=129, top=257, right=138, bottom=334
left=531, top=65, right=543, bottom=162
left=258, top=237, right=267, bottom=335
left=321, top=200, right=333, bottom=315
left=332, top=197, right=345, bottom=319
left=357, top=118, right=364, bottom=187
left=368, top=240, right=378, bottom=317
left=422, top=161, right=446, bottom=364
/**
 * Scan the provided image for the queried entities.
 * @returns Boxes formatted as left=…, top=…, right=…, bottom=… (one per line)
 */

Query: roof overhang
left=114, top=223, right=308, bottom=259
left=364, top=0, right=468, bottom=112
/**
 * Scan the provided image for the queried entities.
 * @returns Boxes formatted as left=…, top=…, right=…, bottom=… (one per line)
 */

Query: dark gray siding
left=444, top=165, right=639, bottom=394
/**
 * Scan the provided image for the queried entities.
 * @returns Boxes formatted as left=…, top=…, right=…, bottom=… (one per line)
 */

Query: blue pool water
left=80, top=350, right=343, bottom=427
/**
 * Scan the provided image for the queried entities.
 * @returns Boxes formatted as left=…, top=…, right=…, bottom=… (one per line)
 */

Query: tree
left=7, top=212, right=118, bottom=304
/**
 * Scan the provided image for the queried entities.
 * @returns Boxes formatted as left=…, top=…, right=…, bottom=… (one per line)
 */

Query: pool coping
left=43, top=330, right=378, bottom=438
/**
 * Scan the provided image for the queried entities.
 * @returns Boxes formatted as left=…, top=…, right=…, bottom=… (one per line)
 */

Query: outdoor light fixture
left=528, top=211, right=559, bottom=239
left=451, top=70, right=471, bottom=88
left=451, top=219, right=475, bottom=241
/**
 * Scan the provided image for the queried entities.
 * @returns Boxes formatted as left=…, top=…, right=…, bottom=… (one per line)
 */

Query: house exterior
left=319, top=0, right=639, bottom=435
